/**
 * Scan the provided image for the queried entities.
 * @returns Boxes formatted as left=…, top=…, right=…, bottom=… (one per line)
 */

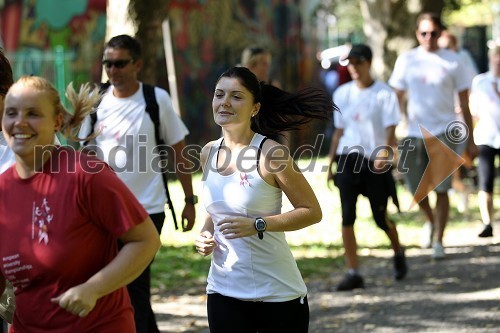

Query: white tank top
left=202, top=133, right=307, bottom=302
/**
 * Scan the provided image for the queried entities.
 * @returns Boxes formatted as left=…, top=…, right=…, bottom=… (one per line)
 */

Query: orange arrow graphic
left=410, top=126, right=465, bottom=209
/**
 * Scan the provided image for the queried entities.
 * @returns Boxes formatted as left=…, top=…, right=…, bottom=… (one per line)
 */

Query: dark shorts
left=401, top=134, right=459, bottom=195
left=477, top=145, right=500, bottom=193
left=207, top=293, right=309, bottom=333
left=334, top=154, right=397, bottom=231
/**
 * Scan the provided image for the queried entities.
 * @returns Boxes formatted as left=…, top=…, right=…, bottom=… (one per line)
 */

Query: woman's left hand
left=50, top=284, right=98, bottom=317
left=217, top=217, right=256, bottom=239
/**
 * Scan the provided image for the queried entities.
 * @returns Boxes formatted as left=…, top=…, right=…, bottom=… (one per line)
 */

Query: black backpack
left=86, top=82, right=179, bottom=230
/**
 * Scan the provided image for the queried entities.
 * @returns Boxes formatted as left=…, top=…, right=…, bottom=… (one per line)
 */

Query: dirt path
left=153, top=223, right=499, bottom=333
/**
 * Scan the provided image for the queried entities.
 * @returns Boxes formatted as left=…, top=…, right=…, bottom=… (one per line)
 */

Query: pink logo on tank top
left=240, top=173, right=251, bottom=187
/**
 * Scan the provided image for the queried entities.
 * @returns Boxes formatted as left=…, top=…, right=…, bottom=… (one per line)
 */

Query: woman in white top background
left=195, top=66, right=336, bottom=332
left=469, top=44, right=500, bottom=238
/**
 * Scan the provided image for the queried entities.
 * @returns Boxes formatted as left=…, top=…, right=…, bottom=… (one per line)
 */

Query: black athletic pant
left=335, top=154, right=393, bottom=231
left=120, top=212, right=165, bottom=333
left=207, top=293, right=309, bottom=333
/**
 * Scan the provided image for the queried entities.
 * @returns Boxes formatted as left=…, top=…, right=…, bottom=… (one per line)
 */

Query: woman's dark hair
left=216, top=66, right=337, bottom=138
left=0, top=49, right=14, bottom=96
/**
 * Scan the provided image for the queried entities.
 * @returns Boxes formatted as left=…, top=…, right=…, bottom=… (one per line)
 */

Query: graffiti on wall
left=167, top=0, right=304, bottom=144
left=1, top=0, right=107, bottom=85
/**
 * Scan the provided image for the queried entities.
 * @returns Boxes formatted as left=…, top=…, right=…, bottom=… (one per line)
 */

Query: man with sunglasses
left=389, top=13, right=477, bottom=259
left=80, top=34, right=197, bottom=333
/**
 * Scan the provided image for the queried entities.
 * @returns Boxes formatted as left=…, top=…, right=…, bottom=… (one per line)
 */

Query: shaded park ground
left=150, top=163, right=499, bottom=333
left=152, top=227, right=499, bottom=333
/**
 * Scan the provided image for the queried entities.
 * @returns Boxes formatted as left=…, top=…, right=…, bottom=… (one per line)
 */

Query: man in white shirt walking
left=389, top=13, right=477, bottom=259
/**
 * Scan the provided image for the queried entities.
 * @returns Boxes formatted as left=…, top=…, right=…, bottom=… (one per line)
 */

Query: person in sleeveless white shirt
left=195, top=67, right=336, bottom=332
left=389, top=13, right=478, bottom=259
left=327, top=44, right=408, bottom=291
left=470, top=44, right=500, bottom=238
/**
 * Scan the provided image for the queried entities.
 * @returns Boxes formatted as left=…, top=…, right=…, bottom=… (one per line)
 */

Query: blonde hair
left=488, top=44, right=500, bottom=57
left=12, top=76, right=100, bottom=141
left=240, top=46, right=271, bottom=68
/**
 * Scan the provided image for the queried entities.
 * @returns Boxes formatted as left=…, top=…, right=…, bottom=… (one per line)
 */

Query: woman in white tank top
left=195, top=67, right=337, bottom=332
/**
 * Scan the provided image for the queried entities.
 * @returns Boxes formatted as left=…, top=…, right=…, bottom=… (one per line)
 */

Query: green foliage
left=444, top=0, right=462, bottom=11
left=151, top=245, right=211, bottom=292
left=443, top=0, right=496, bottom=26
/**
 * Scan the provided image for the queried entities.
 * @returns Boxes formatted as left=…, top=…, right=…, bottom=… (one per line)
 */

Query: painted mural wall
left=0, top=0, right=107, bottom=89
left=0, top=0, right=322, bottom=149
left=166, top=0, right=313, bottom=146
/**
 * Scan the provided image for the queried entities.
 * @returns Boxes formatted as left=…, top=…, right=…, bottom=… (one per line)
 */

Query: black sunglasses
left=102, top=59, right=134, bottom=69
left=420, top=31, right=439, bottom=38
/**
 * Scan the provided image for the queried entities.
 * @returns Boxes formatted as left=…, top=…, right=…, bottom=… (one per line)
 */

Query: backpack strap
left=142, top=84, right=178, bottom=230
left=142, top=84, right=162, bottom=145
left=85, top=82, right=178, bottom=230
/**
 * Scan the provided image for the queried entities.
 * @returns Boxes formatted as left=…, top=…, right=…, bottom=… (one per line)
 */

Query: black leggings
left=207, top=293, right=309, bottom=333
left=477, top=145, right=500, bottom=193
left=119, top=212, right=165, bottom=333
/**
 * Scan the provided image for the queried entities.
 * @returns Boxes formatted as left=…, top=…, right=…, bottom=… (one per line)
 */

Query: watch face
left=255, top=219, right=266, bottom=231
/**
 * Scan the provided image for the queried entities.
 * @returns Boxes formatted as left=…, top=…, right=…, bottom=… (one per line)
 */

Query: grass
left=151, top=157, right=496, bottom=294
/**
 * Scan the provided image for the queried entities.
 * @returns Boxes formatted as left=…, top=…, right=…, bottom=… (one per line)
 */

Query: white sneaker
left=432, top=241, right=445, bottom=259
left=457, top=192, right=468, bottom=213
left=420, top=221, right=433, bottom=249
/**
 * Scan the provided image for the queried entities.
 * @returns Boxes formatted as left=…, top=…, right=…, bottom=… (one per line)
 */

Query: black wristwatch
left=184, top=195, right=198, bottom=205
left=254, top=217, right=267, bottom=240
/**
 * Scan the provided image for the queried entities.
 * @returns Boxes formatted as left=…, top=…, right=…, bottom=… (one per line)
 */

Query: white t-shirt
left=0, top=133, right=15, bottom=174
left=470, top=71, right=500, bottom=148
left=389, top=47, right=470, bottom=137
left=80, top=83, right=189, bottom=214
left=458, top=49, right=479, bottom=84
left=334, top=80, right=400, bottom=159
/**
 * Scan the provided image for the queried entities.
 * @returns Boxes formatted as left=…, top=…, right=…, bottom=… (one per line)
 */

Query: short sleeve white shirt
left=389, top=47, right=471, bottom=137
left=334, top=80, right=400, bottom=159
left=80, top=82, right=189, bottom=214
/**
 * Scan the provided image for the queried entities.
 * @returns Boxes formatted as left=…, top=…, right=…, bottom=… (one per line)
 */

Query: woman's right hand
left=195, top=230, right=217, bottom=256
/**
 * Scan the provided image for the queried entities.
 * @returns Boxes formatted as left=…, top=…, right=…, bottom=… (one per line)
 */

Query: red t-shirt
left=0, top=147, right=149, bottom=332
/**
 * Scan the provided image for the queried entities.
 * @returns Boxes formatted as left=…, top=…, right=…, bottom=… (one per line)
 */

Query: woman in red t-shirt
left=0, top=76, right=161, bottom=332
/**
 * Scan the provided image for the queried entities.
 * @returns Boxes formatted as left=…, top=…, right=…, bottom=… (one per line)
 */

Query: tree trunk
left=129, top=0, right=170, bottom=84
left=359, top=0, right=444, bottom=81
